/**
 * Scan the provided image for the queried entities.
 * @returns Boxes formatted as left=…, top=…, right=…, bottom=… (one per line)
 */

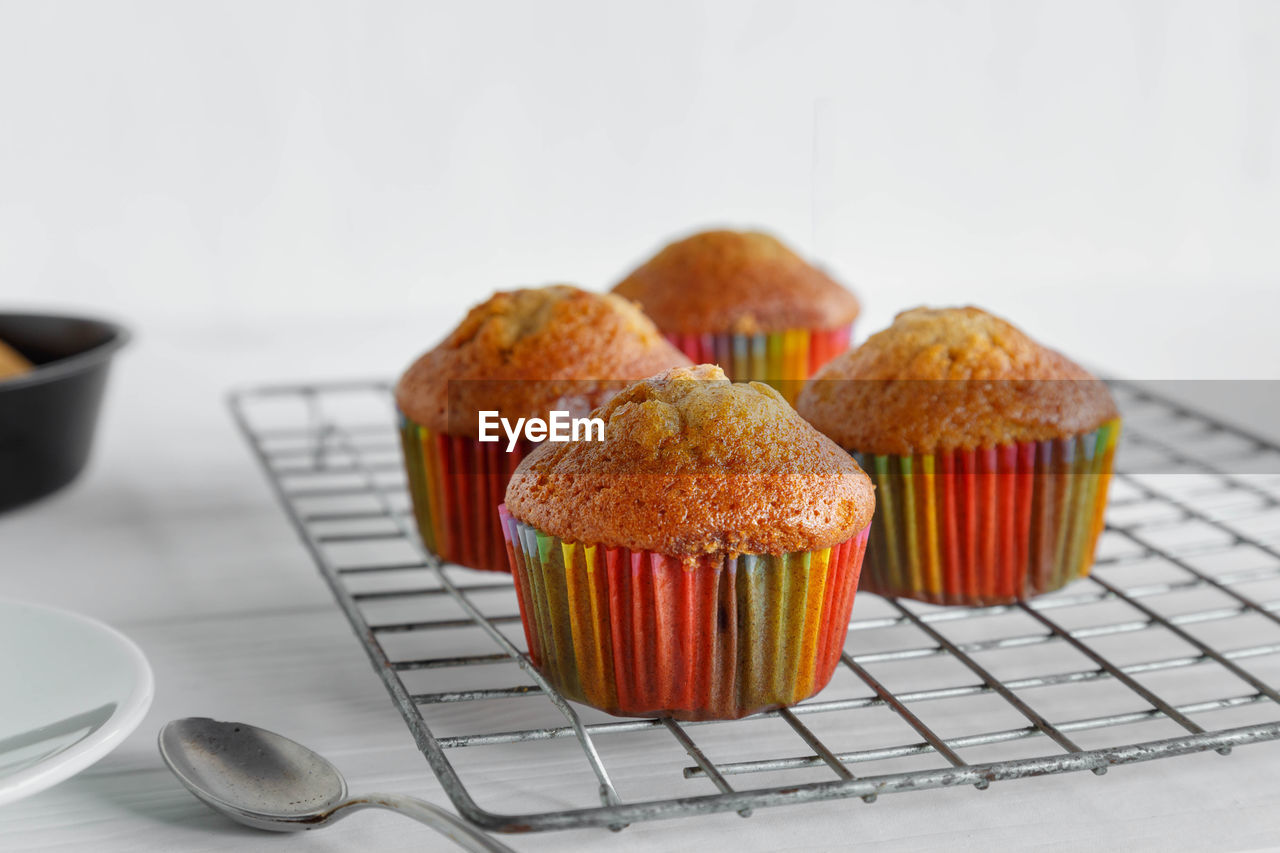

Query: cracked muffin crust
left=505, top=364, right=875, bottom=556
left=612, top=230, right=859, bottom=336
left=395, top=284, right=691, bottom=437
left=796, top=306, right=1118, bottom=455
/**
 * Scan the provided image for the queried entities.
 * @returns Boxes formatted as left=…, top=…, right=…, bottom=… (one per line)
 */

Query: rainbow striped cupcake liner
left=665, top=325, right=852, bottom=401
left=499, top=505, right=870, bottom=720
left=852, top=419, right=1121, bottom=606
left=398, top=413, right=532, bottom=573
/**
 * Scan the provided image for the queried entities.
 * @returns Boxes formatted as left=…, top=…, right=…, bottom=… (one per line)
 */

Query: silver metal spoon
left=158, top=718, right=515, bottom=852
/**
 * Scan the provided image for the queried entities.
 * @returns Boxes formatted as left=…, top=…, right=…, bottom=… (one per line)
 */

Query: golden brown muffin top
left=395, top=285, right=691, bottom=436
left=0, top=338, right=32, bottom=381
left=612, top=230, right=860, bottom=335
left=796, top=306, right=1119, bottom=455
left=505, top=364, right=875, bottom=557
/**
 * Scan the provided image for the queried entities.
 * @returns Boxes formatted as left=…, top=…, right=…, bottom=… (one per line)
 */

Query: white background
left=1, top=0, right=1277, bottom=379
left=3, top=3, right=1280, bottom=852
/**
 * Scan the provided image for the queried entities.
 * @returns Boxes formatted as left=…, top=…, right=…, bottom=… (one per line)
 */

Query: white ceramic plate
left=0, top=599, right=154, bottom=806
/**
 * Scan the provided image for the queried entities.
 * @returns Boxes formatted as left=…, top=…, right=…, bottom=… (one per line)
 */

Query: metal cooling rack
left=228, top=379, right=1280, bottom=834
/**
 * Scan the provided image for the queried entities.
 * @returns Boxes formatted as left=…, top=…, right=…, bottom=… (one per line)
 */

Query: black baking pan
left=0, top=312, right=129, bottom=512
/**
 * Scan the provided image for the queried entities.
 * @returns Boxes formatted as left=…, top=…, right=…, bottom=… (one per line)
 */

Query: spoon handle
left=337, top=793, right=517, bottom=853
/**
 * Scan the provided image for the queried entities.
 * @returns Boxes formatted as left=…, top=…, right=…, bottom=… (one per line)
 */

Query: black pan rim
left=0, top=311, right=131, bottom=392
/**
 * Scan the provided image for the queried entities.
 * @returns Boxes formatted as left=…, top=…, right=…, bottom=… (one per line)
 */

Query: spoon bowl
left=159, top=718, right=345, bottom=831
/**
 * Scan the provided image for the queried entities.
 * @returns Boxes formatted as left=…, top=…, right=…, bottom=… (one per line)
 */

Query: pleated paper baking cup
left=852, top=419, right=1121, bottom=606
left=398, top=412, right=532, bottom=573
left=665, top=326, right=852, bottom=401
left=499, top=505, right=870, bottom=720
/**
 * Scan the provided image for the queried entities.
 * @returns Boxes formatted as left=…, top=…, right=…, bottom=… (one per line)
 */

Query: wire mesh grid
left=228, top=379, right=1280, bottom=833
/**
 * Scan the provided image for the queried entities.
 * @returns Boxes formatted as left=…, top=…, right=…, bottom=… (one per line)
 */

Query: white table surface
left=3, top=314, right=1279, bottom=853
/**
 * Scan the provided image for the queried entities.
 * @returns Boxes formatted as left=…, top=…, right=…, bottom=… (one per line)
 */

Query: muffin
left=612, top=230, right=859, bottom=400
left=0, top=338, right=32, bottom=381
left=500, top=364, right=875, bottom=720
left=395, top=285, right=690, bottom=573
left=797, top=306, right=1120, bottom=606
